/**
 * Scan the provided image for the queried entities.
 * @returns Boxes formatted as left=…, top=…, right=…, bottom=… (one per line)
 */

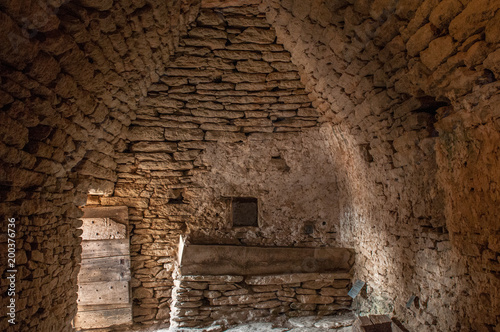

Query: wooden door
left=74, top=206, right=132, bottom=330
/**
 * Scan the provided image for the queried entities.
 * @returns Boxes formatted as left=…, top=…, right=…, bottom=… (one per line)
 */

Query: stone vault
left=0, top=0, right=499, bottom=331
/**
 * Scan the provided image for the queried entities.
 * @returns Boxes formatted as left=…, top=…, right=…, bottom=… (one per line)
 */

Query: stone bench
left=170, top=241, right=355, bottom=328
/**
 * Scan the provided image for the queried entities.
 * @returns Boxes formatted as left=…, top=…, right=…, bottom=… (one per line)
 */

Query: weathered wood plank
left=78, top=303, right=131, bottom=311
left=78, top=256, right=130, bottom=282
left=74, top=306, right=132, bottom=329
left=81, top=239, right=129, bottom=259
left=81, top=206, right=128, bottom=223
left=77, top=281, right=129, bottom=305
left=81, top=218, right=127, bottom=240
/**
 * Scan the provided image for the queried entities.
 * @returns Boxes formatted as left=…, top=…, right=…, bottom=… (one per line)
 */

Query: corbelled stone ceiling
left=0, top=0, right=499, bottom=331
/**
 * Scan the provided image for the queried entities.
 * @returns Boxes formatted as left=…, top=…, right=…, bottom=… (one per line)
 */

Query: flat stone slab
left=314, top=313, right=356, bottom=328
left=224, top=323, right=289, bottom=332
left=287, top=312, right=356, bottom=329
left=287, top=316, right=318, bottom=328
left=288, top=328, right=351, bottom=332
left=245, top=273, right=353, bottom=285
left=179, top=275, right=244, bottom=283
left=179, top=243, right=354, bottom=275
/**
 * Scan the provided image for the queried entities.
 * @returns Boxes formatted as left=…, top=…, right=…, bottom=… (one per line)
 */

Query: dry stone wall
left=1, top=0, right=498, bottom=331
left=261, top=0, right=500, bottom=331
left=170, top=272, right=353, bottom=329
left=90, top=3, right=345, bottom=328
left=0, top=1, right=198, bottom=331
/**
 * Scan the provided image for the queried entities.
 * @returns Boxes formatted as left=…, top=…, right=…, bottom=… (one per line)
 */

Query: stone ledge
left=179, top=243, right=355, bottom=276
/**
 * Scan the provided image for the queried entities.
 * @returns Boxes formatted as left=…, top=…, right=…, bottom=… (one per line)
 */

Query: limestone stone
left=449, top=0, right=500, bottom=42
left=128, top=126, right=165, bottom=141
left=320, top=288, right=349, bottom=297
left=224, top=289, right=249, bottom=296
left=164, top=129, right=205, bottom=141
left=236, top=60, right=273, bottom=73
left=252, top=285, right=282, bottom=292
left=226, top=15, right=269, bottom=28
left=213, top=50, right=262, bottom=60
left=191, top=109, right=244, bottom=119
left=130, top=142, right=178, bottom=153
left=271, top=62, right=297, bottom=73
left=420, top=36, right=456, bottom=70
left=245, top=273, right=351, bottom=285
left=296, top=288, right=316, bottom=295
left=485, top=10, right=500, bottom=44
left=301, top=281, right=330, bottom=289
left=429, top=0, right=464, bottom=29
left=267, top=72, right=300, bottom=81
left=254, top=300, right=282, bottom=309
left=197, top=10, right=226, bottom=26
left=296, top=295, right=333, bottom=305
left=182, top=38, right=227, bottom=49
left=231, top=28, right=276, bottom=44
left=205, top=131, right=246, bottom=142
left=180, top=275, right=244, bottom=283
left=223, top=72, right=267, bottom=83
left=211, top=294, right=275, bottom=306
left=189, top=27, right=228, bottom=39
left=210, top=284, right=238, bottom=291
left=406, top=23, right=437, bottom=57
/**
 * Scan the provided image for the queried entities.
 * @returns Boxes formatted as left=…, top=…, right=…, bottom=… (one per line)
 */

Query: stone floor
left=79, top=313, right=356, bottom=332
left=163, top=313, right=356, bottom=332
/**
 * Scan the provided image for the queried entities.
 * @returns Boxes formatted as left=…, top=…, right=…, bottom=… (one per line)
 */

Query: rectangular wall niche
left=231, top=197, right=258, bottom=227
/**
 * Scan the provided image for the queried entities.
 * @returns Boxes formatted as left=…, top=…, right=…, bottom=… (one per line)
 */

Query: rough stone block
left=223, top=72, right=267, bottom=83
left=182, top=38, right=227, bottom=49
left=449, top=0, right=499, bottom=42
left=406, top=23, right=437, bottom=57
left=296, top=295, right=334, bottom=304
left=164, top=129, right=204, bottom=141
left=236, top=60, right=273, bottom=73
left=128, top=127, right=164, bottom=141
left=130, top=142, right=178, bottom=152
left=320, top=288, right=349, bottom=297
left=245, top=273, right=352, bottom=285
left=179, top=275, right=244, bottom=283
left=420, top=36, right=455, bottom=70
left=485, top=10, right=500, bottom=44
left=188, top=27, right=228, bottom=39
left=231, top=28, right=276, bottom=44
left=205, top=131, right=246, bottom=142
left=197, top=9, right=225, bottom=26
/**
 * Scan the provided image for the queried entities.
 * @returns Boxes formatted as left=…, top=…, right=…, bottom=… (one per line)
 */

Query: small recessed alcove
left=231, top=197, right=259, bottom=228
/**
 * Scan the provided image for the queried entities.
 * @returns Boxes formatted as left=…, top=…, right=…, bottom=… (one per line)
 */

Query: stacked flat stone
left=170, top=273, right=352, bottom=328
left=134, top=6, right=319, bottom=140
